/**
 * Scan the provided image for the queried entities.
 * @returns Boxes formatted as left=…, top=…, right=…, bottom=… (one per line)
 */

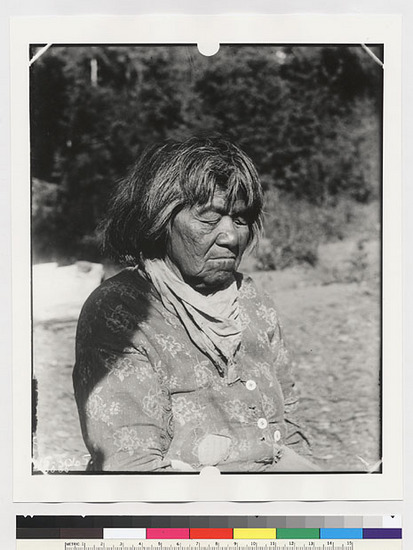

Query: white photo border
left=11, top=14, right=402, bottom=502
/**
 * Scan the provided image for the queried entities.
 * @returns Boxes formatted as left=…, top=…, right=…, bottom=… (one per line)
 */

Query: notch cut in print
left=197, top=42, right=220, bottom=56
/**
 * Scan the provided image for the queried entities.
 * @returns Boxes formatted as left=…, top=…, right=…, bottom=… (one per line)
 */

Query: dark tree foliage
left=30, top=44, right=383, bottom=263
left=193, top=46, right=382, bottom=202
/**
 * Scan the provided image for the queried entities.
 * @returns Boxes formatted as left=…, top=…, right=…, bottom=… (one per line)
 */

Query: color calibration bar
left=16, top=515, right=401, bottom=533
left=16, top=527, right=402, bottom=540
left=16, top=517, right=402, bottom=549
left=105, top=528, right=401, bottom=540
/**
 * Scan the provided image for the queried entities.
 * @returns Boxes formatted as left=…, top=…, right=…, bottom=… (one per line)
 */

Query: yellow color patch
left=233, top=528, right=276, bottom=539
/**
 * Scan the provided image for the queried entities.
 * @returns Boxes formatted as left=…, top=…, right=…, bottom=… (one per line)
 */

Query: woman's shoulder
left=76, top=267, right=158, bottom=348
left=236, top=272, right=269, bottom=303
left=237, top=272, right=281, bottom=329
left=79, top=267, right=152, bottom=319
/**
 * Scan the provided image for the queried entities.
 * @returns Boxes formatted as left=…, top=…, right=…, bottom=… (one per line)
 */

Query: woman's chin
left=191, top=271, right=236, bottom=294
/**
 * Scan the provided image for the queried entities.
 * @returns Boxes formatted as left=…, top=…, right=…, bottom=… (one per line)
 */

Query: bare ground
left=255, top=272, right=381, bottom=472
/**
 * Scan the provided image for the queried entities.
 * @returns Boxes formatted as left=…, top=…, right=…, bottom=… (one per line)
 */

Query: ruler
left=15, top=540, right=402, bottom=550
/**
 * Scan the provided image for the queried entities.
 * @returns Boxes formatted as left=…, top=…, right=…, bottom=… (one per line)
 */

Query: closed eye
left=199, top=215, right=221, bottom=226
left=233, top=216, right=249, bottom=226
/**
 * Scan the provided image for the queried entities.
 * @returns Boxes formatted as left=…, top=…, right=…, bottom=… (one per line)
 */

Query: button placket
left=257, top=417, right=268, bottom=430
left=246, top=379, right=257, bottom=391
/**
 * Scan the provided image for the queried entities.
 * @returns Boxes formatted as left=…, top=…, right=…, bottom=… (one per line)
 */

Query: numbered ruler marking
left=74, top=545, right=352, bottom=550
left=16, top=539, right=403, bottom=550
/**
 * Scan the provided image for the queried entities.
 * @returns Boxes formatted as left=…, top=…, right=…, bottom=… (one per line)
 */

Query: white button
left=246, top=380, right=257, bottom=391
left=257, top=418, right=268, bottom=429
left=274, top=429, right=281, bottom=442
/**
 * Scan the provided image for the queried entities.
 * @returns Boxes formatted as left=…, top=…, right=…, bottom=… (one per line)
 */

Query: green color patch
left=276, top=528, right=320, bottom=539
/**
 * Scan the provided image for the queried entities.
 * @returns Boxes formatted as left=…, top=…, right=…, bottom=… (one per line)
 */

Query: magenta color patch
left=146, top=528, right=190, bottom=539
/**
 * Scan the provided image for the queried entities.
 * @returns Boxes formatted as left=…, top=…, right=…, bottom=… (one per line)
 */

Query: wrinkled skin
left=165, top=190, right=251, bottom=294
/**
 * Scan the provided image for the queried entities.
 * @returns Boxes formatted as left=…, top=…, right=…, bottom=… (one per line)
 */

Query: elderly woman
left=73, top=136, right=317, bottom=472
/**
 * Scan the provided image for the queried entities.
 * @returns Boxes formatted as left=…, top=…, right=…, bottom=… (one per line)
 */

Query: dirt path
left=33, top=275, right=381, bottom=473
left=256, top=272, right=381, bottom=472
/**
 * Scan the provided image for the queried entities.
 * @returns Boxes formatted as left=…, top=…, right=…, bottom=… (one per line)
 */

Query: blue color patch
left=320, top=528, right=363, bottom=539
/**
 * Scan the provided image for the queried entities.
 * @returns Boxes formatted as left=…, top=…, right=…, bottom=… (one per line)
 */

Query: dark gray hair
left=102, top=136, right=264, bottom=265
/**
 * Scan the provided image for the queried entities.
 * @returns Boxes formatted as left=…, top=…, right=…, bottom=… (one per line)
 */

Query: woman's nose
left=216, top=217, right=238, bottom=248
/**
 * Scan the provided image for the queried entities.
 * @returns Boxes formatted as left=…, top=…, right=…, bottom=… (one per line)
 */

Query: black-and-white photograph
left=29, top=42, right=384, bottom=476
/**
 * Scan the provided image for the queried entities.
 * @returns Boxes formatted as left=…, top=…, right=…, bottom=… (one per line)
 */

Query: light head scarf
left=144, top=258, right=242, bottom=382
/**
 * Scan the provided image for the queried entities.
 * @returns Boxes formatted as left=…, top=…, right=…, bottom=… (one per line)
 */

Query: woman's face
left=166, top=189, right=251, bottom=293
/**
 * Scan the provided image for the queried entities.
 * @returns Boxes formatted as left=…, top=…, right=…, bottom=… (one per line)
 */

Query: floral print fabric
left=73, top=268, right=309, bottom=472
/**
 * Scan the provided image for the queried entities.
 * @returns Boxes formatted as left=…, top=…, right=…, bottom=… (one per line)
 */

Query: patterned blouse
left=73, top=268, right=308, bottom=472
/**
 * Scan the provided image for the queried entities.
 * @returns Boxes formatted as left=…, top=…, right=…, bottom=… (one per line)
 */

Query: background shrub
left=30, top=44, right=383, bottom=266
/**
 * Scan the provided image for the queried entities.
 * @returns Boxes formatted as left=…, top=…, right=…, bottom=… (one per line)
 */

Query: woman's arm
left=74, top=346, right=173, bottom=471
left=269, top=308, right=314, bottom=460
left=268, top=446, right=321, bottom=472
